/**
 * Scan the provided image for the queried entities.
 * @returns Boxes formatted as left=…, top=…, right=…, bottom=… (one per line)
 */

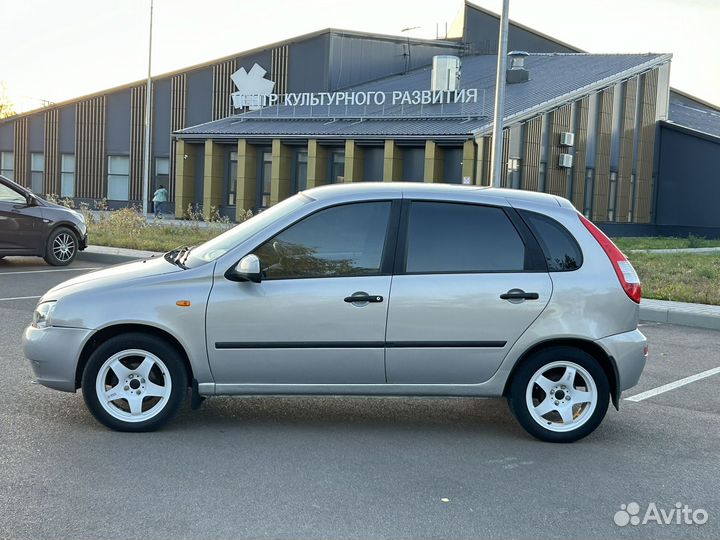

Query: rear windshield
left=521, top=211, right=583, bottom=271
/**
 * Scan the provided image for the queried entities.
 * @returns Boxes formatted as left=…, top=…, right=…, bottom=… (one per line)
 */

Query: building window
left=259, top=151, right=272, bottom=208
left=227, top=151, right=237, bottom=206
left=30, top=153, right=44, bottom=194
left=294, top=151, right=308, bottom=192
left=538, top=114, right=550, bottom=192
left=0, top=151, right=13, bottom=179
left=155, top=157, right=169, bottom=193
left=330, top=150, right=345, bottom=183
left=107, top=155, right=130, bottom=201
left=60, top=154, right=75, bottom=197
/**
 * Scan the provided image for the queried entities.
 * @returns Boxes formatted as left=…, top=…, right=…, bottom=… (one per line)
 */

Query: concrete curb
left=77, top=245, right=163, bottom=264
left=640, top=299, right=720, bottom=331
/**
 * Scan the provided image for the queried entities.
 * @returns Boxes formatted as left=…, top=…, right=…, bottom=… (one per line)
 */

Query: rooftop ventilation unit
left=506, top=51, right=530, bottom=84
left=431, top=55, right=461, bottom=92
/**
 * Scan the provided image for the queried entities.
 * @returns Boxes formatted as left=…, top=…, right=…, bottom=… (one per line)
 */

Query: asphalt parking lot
left=0, top=256, right=718, bottom=540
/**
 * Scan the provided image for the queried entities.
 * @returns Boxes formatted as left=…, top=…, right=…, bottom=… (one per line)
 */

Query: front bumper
left=22, top=325, right=93, bottom=392
left=597, top=328, right=648, bottom=393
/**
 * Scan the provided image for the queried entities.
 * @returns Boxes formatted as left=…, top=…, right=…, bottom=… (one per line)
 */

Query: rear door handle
left=344, top=291, right=384, bottom=303
left=500, top=289, right=539, bottom=301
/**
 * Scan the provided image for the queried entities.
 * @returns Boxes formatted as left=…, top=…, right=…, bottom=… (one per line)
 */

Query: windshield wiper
left=164, top=246, right=190, bottom=269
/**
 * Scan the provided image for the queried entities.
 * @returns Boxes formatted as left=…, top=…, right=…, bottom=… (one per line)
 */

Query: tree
left=0, top=82, right=16, bottom=119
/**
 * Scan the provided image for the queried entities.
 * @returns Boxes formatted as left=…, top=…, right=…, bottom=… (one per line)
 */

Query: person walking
left=152, top=184, right=168, bottom=219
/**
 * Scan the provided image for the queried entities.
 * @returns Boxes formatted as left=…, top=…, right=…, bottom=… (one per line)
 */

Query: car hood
left=41, top=256, right=182, bottom=301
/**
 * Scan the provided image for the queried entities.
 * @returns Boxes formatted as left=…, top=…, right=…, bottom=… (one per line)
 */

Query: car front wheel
left=44, top=227, right=78, bottom=266
left=81, top=333, right=188, bottom=432
left=508, top=346, right=609, bottom=443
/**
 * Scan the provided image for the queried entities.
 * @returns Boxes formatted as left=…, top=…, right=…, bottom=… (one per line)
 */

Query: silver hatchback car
left=23, top=183, right=647, bottom=442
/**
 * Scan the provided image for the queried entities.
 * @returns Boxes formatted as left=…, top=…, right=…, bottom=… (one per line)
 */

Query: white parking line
left=0, top=295, right=42, bottom=302
left=624, top=366, right=720, bottom=402
left=0, top=267, right=99, bottom=276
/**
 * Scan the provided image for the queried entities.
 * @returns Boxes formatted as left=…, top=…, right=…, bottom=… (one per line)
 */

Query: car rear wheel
left=508, top=347, right=609, bottom=443
left=44, top=227, right=78, bottom=266
left=81, top=333, right=188, bottom=432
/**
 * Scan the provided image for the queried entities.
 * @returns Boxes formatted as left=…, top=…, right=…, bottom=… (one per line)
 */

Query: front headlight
left=32, top=301, right=57, bottom=328
left=71, top=210, right=86, bottom=223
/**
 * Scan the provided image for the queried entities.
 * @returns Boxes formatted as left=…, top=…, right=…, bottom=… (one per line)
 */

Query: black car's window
left=254, top=201, right=391, bottom=279
left=404, top=202, right=526, bottom=273
left=0, top=183, right=26, bottom=204
left=521, top=211, right=583, bottom=271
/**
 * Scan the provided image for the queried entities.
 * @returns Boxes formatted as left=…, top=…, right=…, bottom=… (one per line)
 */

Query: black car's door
left=0, top=180, right=45, bottom=254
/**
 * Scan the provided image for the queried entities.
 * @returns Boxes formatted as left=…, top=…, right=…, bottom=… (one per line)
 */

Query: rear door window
left=521, top=211, right=583, bottom=271
left=403, top=202, right=527, bottom=273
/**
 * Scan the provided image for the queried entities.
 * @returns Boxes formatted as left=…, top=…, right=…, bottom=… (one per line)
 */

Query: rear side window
left=521, top=211, right=583, bottom=271
left=404, top=202, right=526, bottom=273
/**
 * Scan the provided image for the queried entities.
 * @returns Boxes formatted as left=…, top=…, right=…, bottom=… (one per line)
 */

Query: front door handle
left=500, top=289, right=539, bottom=301
left=344, top=291, right=384, bottom=303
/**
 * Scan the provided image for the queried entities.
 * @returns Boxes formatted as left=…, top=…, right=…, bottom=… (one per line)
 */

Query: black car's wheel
left=44, top=227, right=78, bottom=266
left=508, top=346, right=609, bottom=443
left=81, top=333, right=188, bottom=432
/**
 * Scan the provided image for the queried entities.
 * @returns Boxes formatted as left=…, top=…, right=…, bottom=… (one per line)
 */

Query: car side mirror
left=225, top=254, right=262, bottom=283
left=26, top=194, right=37, bottom=206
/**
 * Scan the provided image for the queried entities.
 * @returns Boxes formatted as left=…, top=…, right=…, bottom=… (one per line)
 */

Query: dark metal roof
left=177, top=52, right=670, bottom=140
left=668, top=97, right=720, bottom=138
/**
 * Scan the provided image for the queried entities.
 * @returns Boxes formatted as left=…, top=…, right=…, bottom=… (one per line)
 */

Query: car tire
left=81, top=333, right=188, bottom=432
left=508, top=346, right=609, bottom=443
left=44, top=227, right=78, bottom=266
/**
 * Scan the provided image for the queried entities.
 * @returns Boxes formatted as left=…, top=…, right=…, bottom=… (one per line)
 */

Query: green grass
left=613, top=235, right=720, bottom=251
left=89, top=224, right=229, bottom=252
left=86, top=208, right=231, bottom=252
left=627, top=252, right=720, bottom=305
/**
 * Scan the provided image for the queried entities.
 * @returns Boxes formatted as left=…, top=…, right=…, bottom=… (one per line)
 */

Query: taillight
left=578, top=214, right=642, bottom=303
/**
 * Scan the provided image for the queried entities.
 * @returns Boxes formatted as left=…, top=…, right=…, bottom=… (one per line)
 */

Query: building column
left=174, top=139, right=196, bottom=218
left=344, top=140, right=364, bottom=182
left=423, top=140, right=444, bottom=183
left=307, top=139, right=328, bottom=188
left=383, top=140, right=403, bottom=182
left=203, top=140, right=224, bottom=219
left=462, top=139, right=477, bottom=185
left=270, top=139, right=292, bottom=206
left=236, top=139, right=257, bottom=218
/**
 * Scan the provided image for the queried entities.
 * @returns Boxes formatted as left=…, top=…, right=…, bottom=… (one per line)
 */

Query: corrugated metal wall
left=271, top=45, right=289, bottom=96
left=635, top=69, right=658, bottom=223
left=212, top=59, right=237, bottom=120
left=592, top=87, right=614, bottom=221
left=13, top=117, right=28, bottom=186
left=43, top=108, right=59, bottom=195
left=169, top=73, right=187, bottom=201
left=547, top=104, right=572, bottom=196
left=130, top=84, right=147, bottom=201
left=571, top=96, right=589, bottom=210
left=522, top=116, right=541, bottom=191
left=75, top=96, right=106, bottom=199
left=616, top=77, right=637, bottom=222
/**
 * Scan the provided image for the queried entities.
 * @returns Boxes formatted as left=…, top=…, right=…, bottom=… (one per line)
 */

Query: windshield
left=185, top=193, right=312, bottom=266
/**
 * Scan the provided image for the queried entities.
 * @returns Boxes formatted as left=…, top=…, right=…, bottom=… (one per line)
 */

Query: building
left=1, top=1, right=719, bottom=236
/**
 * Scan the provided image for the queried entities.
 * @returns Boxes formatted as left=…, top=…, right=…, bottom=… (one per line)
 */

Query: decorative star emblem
left=230, top=63, right=275, bottom=111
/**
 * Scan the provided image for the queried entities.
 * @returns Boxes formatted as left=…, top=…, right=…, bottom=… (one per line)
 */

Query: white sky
left=1, top=0, right=718, bottom=113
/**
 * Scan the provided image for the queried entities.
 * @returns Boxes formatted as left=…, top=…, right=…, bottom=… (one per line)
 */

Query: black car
left=0, top=175, right=87, bottom=266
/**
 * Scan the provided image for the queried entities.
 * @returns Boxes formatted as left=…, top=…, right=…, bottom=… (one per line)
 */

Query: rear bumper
left=22, top=325, right=92, bottom=392
left=597, top=329, right=648, bottom=393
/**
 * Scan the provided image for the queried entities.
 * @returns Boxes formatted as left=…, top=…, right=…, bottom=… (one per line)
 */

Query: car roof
left=303, top=182, right=570, bottom=208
